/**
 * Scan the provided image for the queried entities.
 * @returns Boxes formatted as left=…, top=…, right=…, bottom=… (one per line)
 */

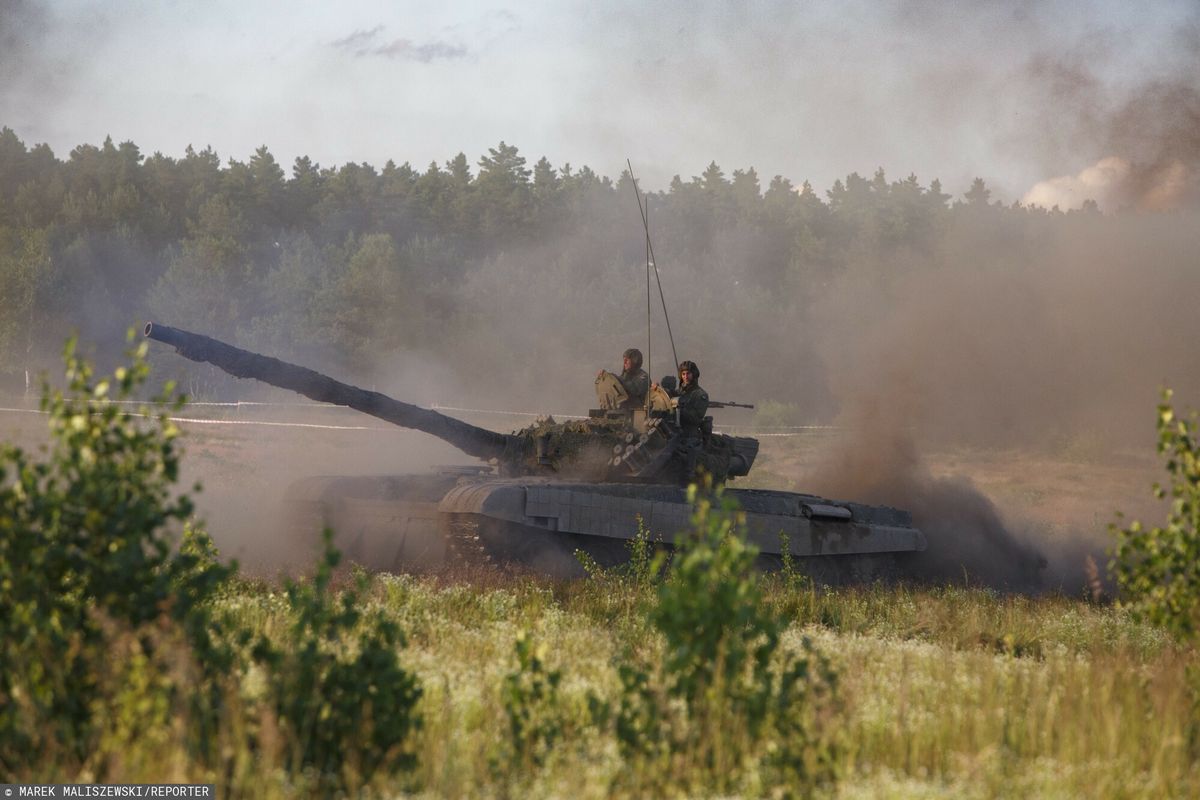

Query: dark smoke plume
left=804, top=398, right=1047, bottom=589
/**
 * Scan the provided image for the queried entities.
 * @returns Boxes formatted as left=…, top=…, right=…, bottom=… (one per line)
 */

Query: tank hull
left=283, top=473, right=926, bottom=581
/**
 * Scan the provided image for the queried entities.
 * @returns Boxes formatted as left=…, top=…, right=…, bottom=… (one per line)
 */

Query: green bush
left=575, top=513, right=663, bottom=591
left=250, top=530, right=423, bottom=788
left=1112, top=389, right=1200, bottom=640
left=499, top=631, right=566, bottom=772
left=0, top=334, right=235, bottom=772
left=0, top=336, right=423, bottom=792
left=600, top=482, right=842, bottom=796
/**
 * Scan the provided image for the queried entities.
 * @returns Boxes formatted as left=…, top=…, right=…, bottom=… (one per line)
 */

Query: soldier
left=671, top=360, right=709, bottom=435
left=597, top=348, right=649, bottom=409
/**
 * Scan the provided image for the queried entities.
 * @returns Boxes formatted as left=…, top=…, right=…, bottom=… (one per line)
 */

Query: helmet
left=623, top=348, right=643, bottom=370
left=678, top=360, right=699, bottom=382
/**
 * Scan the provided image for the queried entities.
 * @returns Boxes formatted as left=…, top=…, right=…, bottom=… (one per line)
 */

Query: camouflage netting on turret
left=513, top=414, right=742, bottom=484
left=512, top=416, right=631, bottom=479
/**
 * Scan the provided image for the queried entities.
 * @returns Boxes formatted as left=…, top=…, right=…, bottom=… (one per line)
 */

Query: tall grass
left=193, top=572, right=1199, bottom=798
left=5, top=561, right=1197, bottom=797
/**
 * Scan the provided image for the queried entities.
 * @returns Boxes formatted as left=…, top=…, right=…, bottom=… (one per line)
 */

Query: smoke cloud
left=803, top=398, right=1047, bottom=589
left=1021, top=78, right=1200, bottom=212
left=792, top=203, right=1198, bottom=590
left=330, top=25, right=470, bottom=62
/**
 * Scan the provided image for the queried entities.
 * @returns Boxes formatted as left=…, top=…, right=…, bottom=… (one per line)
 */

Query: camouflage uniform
left=617, top=348, right=649, bottom=409
left=671, top=360, right=709, bottom=435
left=618, top=368, right=649, bottom=409
left=675, top=382, right=709, bottom=433
left=668, top=360, right=710, bottom=480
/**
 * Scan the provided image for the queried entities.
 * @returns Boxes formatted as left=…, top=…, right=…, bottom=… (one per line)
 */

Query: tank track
left=442, top=514, right=494, bottom=568
left=756, top=552, right=904, bottom=585
left=439, top=514, right=617, bottom=578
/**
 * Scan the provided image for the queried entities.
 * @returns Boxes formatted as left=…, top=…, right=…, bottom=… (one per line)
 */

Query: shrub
left=0, top=334, right=233, bottom=772
left=1112, top=389, right=1200, bottom=640
left=0, top=335, right=423, bottom=792
left=601, top=481, right=842, bottom=796
left=499, top=631, right=566, bottom=771
left=250, top=530, right=423, bottom=788
left=575, top=513, right=663, bottom=590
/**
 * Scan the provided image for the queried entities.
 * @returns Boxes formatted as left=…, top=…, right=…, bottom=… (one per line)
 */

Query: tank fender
left=438, top=480, right=926, bottom=557
left=438, top=481, right=530, bottom=524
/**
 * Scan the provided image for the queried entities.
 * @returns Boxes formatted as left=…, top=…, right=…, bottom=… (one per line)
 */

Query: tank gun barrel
left=143, top=322, right=515, bottom=462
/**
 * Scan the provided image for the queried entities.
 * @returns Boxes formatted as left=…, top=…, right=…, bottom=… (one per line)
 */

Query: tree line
left=0, top=126, right=1107, bottom=412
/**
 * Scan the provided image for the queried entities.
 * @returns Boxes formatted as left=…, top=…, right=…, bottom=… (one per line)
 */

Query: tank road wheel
left=442, top=514, right=494, bottom=568
left=439, top=514, right=596, bottom=578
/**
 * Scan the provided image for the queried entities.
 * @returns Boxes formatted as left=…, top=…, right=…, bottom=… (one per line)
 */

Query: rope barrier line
left=93, top=399, right=587, bottom=417
left=0, top=406, right=396, bottom=432
left=168, top=416, right=391, bottom=431
left=0, top=404, right=842, bottom=436
left=105, top=399, right=336, bottom=408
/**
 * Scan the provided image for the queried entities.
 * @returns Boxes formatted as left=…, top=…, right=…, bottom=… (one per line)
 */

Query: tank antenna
left=626, top=159, right=680, bottom=389
left=644, top=200, right=652, bottom=412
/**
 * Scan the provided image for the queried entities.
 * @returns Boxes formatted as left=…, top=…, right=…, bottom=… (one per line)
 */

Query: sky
left=2, top=0, right=1197, bottom=203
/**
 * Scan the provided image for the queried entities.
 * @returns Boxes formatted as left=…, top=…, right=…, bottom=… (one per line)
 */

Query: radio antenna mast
left=626, top=159, right=679, bottom=390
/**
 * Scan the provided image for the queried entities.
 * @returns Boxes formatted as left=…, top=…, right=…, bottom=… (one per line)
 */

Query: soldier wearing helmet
left=596, top=347, right=649, bottom=409
left=672, top=360, right=709, bottom=434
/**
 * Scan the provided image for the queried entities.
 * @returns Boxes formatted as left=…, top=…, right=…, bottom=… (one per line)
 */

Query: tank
left=144, top=322, right=925, bottom=581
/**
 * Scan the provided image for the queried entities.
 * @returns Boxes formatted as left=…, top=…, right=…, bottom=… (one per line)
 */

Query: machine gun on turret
left=708, top=399, right=755, bottom=410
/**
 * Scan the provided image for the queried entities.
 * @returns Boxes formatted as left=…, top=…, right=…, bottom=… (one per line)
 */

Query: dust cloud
left=796, top=206, right=1200, bottom=590
left=802, top=398, right=1047, bottom=589
left=176, top=402, right=471, bottom=576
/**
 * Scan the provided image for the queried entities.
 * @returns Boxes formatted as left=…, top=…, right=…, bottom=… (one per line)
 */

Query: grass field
left=172, top=568, right=1190, bottom=798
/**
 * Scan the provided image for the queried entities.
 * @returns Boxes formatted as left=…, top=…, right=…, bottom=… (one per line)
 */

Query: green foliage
left=250, top=529, right=423, bottom=786
left=0, top=227, right=49, bottom=371
left=1113, top=389, right=1200, bottom=640
left=654, top=484, right=769, bottom=704
left=0, top=333, right=232, bottom=770
left=575, top=513, right=663, bottom=591
left=598, top=482, right=842, bottom=796
left=0, top=337, right=423, bottom=791
left=499, top=631, right=566, bottom=771
left=625, top=514, right=662, bottom=590
left=778, top=530, right=813, bottom=592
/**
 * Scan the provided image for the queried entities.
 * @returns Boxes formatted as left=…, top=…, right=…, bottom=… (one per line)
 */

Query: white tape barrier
left=169, top=416, right=387, bottom=431
left=0, top=405, right=392, bottom=432
left=67, top=400, right=840, bottom=429
left=0, top=403, right=842, bottom=436
left=0, top=406, right=43, bottom=416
